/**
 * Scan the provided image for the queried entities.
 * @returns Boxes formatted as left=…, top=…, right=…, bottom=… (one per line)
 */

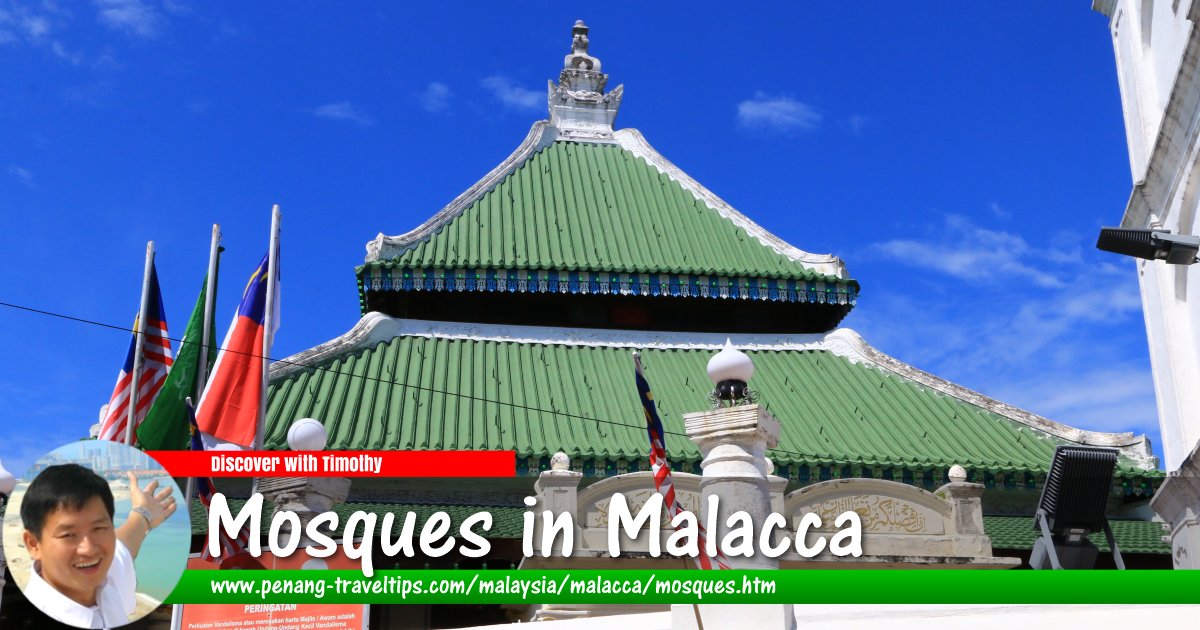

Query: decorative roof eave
left=269, top=313, right=1158, bottom=470
left=354, top=265, right=856, bottom=314
left=613, top=128, right=849, bottom=280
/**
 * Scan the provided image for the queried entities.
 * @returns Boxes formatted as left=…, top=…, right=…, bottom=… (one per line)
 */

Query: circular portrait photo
left=2, top=441, right=189, bottom=629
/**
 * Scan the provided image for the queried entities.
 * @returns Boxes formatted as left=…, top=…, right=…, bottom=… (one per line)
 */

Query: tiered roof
left=265, top=21, right=1161, bottom=511
left=265, top=315, right=1160, bottom=493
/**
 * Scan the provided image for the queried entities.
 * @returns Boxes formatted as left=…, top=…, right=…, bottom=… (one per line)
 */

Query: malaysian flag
left=98, top=263, right=173, bottom=445
left=186, top=399, right=259, bottom=568
left=633, top=353, right=729, bottom=570
left=196, top=252, right=278, bottom=449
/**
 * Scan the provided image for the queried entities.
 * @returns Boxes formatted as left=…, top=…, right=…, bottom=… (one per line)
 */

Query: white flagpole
left=125, top=241, right=155, bottom=446
left=171, top=226, right=219, bottom=630
left=198, top=224, right=221, bottom=392
left=251, top=206, right=280, bottom=495
left=258, top=206, right=280, bottom=450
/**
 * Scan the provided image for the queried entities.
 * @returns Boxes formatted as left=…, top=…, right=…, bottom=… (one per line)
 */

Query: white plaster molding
left=819, top=328, right=1157, bottom=464
left=613, top=128, right=849, bottom=280
left=365, top=121, right=558, bottom=262
left=268, top=312, right=402, bottom=381
left=271, top=315, right=1156, bottom=467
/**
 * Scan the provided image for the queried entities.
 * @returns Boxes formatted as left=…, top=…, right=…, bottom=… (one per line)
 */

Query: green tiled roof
left=264, top=334, right=1160, bottom=485
left=189, top=499, right=524, bottom=539
left=363, top=142, right=852, bottom=285
left=983, top=516, right=1170, bottom=554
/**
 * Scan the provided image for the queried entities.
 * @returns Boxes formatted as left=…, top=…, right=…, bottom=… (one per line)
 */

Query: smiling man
left=19, top=464, right=176, bottom=629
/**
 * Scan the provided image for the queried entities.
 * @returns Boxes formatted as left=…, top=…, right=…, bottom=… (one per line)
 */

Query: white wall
left=1099, top=0, right=1200, bottom=470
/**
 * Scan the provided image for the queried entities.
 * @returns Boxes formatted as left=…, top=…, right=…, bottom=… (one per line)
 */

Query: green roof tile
left=264, top=335, right=1160, bottom=483
left=983, top=516, right=1170, bottom=554
left=364, top=142, right=852, bottom=285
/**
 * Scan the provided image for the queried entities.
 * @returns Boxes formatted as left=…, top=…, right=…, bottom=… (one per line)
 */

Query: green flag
left=138, top=274, right=218, bottom=450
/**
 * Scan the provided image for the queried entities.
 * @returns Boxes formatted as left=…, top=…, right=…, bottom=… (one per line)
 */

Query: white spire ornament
left=706, top=339, right=758, bottom=407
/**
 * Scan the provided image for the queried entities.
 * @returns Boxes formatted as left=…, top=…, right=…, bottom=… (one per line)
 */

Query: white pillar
left=676, top=405, right=793, bottom=630
left=683, top=404, right=780, bottom=570
left=1151, top=441, right=1200, bottom=569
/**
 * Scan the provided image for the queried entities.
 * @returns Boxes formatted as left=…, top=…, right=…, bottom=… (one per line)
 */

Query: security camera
left=1096, top=227, right=1199, bottom=265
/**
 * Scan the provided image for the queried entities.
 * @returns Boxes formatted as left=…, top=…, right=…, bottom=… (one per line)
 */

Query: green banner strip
left=167, top=569, right=1200, bottom=605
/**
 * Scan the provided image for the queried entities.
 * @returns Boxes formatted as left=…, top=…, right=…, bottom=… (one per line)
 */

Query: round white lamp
left=287, top=418, right=328, bottom=451
left=706, top=338, right=756, bottom=404
left=301, top=558, right=328, bottom=570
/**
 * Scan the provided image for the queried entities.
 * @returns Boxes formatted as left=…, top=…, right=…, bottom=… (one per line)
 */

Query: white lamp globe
left=287, top=418, right=328, bottom=451
left=301, top=558, right=328, bottom=570
left=706, top=338, right=755, bottom=385
left=0, top=458, right=15, bottom=496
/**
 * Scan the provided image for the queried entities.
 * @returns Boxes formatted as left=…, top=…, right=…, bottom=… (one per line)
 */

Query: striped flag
left=633, top=353, right=729, bottom=570
left=98, top=263, right=173, bottom=445
left=195, top=253, right=278, bottom=449
left=186, top=399, right=259, bottom=568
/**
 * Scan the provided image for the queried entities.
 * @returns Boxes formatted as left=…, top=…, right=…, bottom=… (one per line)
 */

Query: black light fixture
left=1096, top=227, right=1199, bottom=265
left=1030, top=445, right=1125, bottom=570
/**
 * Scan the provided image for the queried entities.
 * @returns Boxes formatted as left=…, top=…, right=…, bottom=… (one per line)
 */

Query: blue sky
left=0, top=2, right=1156, bottom=476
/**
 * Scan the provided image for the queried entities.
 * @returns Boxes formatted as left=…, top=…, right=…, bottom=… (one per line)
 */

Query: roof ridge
left=365, top=121, right=558, bottom=263
left=613, top=128, right=848, bottom=279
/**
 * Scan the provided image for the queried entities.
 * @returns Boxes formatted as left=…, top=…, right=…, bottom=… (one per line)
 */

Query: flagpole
left=125, top=241, right=155, bottom=446
left=199, top=224, right=221, bottom=391
left=252, top=207, right=280, bottom=494
left=171, top=227, right=219, bottom=630
left=258, top=206, right=280, bottom=450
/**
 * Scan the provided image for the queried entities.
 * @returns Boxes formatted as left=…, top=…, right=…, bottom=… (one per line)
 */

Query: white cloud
left=94, top=0, right=162, bottom=39
left=419, top=82, right=451, bottom=113
left=0, top=2, right=78, bottom=61
left=311, top=101, right=375, bottom=126
left=9, top=164, right=33, bottom=188
left=850, top=213, right=1158, bottom=444
left=870, top=214, right=1069, bottom=288
left=481, top=76, right=542, bottom=111
left=736, top=92, right=821, bottom=134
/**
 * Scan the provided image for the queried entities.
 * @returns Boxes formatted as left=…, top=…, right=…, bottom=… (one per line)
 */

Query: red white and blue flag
left=98, top=263, right=173, bottom=445
left=195, top=253, right=278, bottom=449
left=633, top=353, right=729, bottom=570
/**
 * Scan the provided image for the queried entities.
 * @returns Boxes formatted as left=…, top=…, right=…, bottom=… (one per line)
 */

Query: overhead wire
left=1, top=298, right=829, bottom=463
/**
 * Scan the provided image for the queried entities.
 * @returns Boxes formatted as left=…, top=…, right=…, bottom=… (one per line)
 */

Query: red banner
left=147, top=450, right=516, bottom=477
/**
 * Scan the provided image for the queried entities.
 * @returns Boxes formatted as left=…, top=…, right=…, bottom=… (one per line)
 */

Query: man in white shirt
left=20, top=464, right=177, bottom=629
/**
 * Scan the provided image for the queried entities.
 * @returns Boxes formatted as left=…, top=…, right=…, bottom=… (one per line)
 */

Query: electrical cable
left=0, top=299, right=830, bottom=462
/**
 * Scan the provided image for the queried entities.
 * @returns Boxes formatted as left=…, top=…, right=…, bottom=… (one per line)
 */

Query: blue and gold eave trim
left=356, top=266, right=861, bottom=315
left=514, top=455, right=1162, bottom=499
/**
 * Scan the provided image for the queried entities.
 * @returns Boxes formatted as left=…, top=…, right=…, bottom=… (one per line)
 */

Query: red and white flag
left=195, top=253, right=278, bottom=449
left=98, top=263, right=173, bottom=445
left=633, top=353, right=729, bottom=570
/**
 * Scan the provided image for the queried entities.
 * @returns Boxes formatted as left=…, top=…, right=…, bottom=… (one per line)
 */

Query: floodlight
left=1029, top=445, right=1125, bottom=570
left=1096, top=227, right=1199, bottom=265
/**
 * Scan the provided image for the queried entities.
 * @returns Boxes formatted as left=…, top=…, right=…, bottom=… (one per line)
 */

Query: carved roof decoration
left=549, top=20, right=623, bottom=141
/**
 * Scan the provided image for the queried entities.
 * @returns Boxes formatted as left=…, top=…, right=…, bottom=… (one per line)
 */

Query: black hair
left=20, top=463, right=115, bottom=540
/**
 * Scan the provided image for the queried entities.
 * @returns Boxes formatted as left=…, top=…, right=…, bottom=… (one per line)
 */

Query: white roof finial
left=548, top=20, right=624, bottom=140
